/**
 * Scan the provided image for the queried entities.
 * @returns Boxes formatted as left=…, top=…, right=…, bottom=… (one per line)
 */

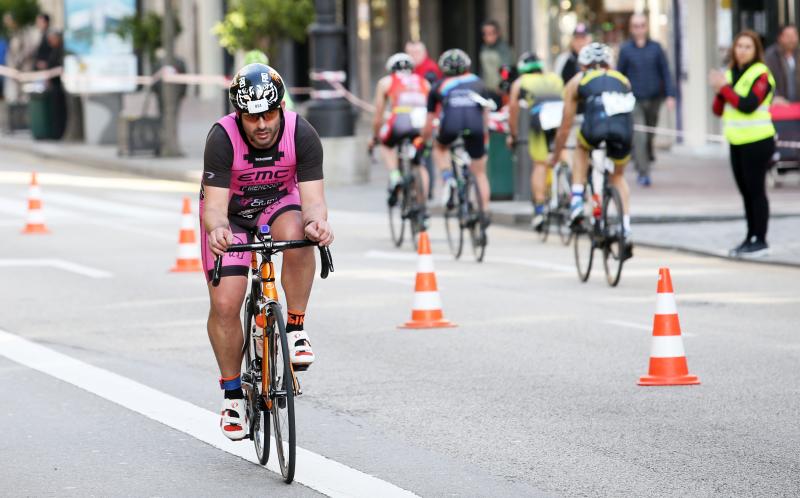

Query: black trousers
left=729, top=137, right=775, bottom=243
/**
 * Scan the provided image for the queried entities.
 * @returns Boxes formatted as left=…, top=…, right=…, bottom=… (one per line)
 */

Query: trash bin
left=27, top=86, right=54, bottom=140
left=487, top=130, right=514, bottom=200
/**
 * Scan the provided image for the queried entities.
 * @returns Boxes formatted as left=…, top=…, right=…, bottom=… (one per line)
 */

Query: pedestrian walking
left=2, top=12, right=39, bottom=103
left=479, top=20, right=513, bottom=107
left=406, top=40, right=442, bottom=86
left=617, top=13, right=676, bottom=186
left=710, top=30, right=776, bottom=258
left=33, top=13, right=51, bottom=71
left=764, top=25, right=800, bottom=104
left=553, top=23, right=591, bottom=85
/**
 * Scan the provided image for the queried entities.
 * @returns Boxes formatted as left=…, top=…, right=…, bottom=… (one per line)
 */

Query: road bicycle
left=572, top=146, right=628, bottom=287
left=211, top=227, right=333, bottom=483
left=387, top=137, right=426, bottom=250
left=443, top=139, right=487, bottom=262
left=538, top=160, right=573, bottom=245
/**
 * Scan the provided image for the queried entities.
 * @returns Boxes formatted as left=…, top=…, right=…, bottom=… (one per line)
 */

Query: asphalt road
left=1, top=149, right=799, bottom=497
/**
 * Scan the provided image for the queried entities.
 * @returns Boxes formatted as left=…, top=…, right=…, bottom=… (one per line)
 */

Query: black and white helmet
left=228, top=63, right=285, bottom=114
left=578, top=42, right=612, bottom=67
left=438, top=48, right=471, bottom=76
left=386, top=52, right=414, bottom=73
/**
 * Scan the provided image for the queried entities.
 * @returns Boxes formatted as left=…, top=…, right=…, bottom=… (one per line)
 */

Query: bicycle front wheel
left=602, top=186, right=625, bottom=287
left=444, top=183, right=463, bottom=259
left=269, top=303, right=295, bottom=483
left=388, top=180, right=406, bottom=248
left=466, top=177, right=486, bottom=262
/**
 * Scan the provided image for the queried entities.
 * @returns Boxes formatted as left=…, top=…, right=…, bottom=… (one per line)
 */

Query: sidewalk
left=3, top=96, right=799, bottom=266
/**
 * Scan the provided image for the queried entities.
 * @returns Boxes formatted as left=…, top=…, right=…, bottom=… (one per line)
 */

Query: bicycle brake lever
left=211, top=255, right=223, bottom=287
left=318, top=245, right=333, bottom=279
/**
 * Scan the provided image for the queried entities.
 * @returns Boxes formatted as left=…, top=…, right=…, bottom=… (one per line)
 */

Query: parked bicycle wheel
left=269, top=302, right=295, bottom=483
left=466, top=177, right=486, bottom=262
left=573, top=185, right=595, bottom=282
left=556, top=163, right=573, bottom=246
left=602, top=186, right=625, bottom=287
left=243, top=297, right=269, bottom=465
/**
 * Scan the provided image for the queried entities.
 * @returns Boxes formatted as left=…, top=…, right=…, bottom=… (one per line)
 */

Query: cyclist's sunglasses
left=241, top=108, right=280, bottom=123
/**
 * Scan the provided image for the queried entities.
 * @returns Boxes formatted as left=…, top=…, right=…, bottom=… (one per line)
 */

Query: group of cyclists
left=370, top=42, right=635, bottom=260
left=200, top=41, right=636, bottom=440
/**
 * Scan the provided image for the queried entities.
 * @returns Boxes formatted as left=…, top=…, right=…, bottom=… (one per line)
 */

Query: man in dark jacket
left=618, top=13, right=676, bottom=186
left=764, top=25, right=800, bottom=104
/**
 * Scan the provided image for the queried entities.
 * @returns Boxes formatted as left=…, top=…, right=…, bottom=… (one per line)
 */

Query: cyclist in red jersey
left=369, top=52, right=431, bottom=204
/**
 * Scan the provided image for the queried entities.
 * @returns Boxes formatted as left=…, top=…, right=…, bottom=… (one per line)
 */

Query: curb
left=1, top=137, right=201, bottom=184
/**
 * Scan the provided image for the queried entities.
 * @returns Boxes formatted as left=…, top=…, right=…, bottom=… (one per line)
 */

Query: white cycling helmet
left=386, top=52, right=414, bottom=73
left=578, top=42, right=612, bottom=67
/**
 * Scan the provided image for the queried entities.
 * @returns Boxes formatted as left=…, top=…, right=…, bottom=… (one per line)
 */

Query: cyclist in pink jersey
left=200, top=63, right=332, bottom=440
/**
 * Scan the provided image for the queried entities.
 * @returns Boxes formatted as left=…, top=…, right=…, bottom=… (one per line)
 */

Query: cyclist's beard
left=247, top=121, right=280, bottom=149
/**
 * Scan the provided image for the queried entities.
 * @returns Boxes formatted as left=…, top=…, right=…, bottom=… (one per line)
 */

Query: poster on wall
left=62, top=0, right=137, bottom=93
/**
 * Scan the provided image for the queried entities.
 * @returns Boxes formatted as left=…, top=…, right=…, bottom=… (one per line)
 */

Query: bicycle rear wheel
left=408, top=167, right=426, bottom=250
left=242, top=297, right=270, bottom=465
left=556, top=163, right=573, bottom=246
left=444, top=181, right=463, bottom=259
left=388, top=181, right=406, bottom=248
left=573, top=185, right=595, bottom=282
left=269, top=302, right=295, bottom=483
left=466, top=177, right=486, bottom=262
left=602, top=186, right=626, bottom=287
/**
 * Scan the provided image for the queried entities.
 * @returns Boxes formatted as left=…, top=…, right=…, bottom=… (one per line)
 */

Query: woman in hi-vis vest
left=710, top=30, right=776, bottom=258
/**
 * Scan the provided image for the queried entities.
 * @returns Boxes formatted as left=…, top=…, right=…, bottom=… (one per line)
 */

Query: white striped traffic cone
left=21, top=172, right=49, bottom=234
left=170, top=197, right=202, bottom=272
left=398, top=231, right=456, bottom=329
left=638, top=267, right=700, bottom=386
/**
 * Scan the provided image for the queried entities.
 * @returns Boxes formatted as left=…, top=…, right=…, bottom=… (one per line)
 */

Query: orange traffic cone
left=170, top=197, right=202, bottom=272
left=399, top=231, right=456, bottom=329
left=21, top=172, right=49, bottom=234
left=638, top=268, right=700, bottom=386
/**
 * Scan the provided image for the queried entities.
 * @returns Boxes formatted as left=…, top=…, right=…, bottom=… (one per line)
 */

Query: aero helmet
left=228, top=63, right=285, bottom=114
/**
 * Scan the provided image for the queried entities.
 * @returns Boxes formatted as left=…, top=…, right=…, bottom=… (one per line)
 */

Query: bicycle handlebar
left=211, top=240, right=334, bottom=287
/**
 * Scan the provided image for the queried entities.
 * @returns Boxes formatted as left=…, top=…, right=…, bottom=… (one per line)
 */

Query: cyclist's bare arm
left=507, top=78, right=523, bottom=140
left=203, top=185, right=233, bottom=256
left=549, top=73, right=581, bottom=165
left=421, top=111, right=435, bottom=143
left=299, top=180, right=334, bottom=246
left=371, top=77, right=390, bottom=142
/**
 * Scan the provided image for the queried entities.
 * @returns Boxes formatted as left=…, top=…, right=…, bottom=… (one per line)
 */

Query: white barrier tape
left=329, top=80, right=377, bottom=113
left=309, top=70, right=347, bottom=83
left=311, top=89, right=346, bottom=100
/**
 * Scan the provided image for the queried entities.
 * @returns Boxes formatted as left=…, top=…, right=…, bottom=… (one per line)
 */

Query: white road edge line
left=0, top=329, right=418, bottom=498
left=0, top=259, right=113, bottom=278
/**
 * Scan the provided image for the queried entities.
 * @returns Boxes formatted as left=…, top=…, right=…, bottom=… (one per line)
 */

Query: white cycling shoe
left=220, top=398, right=249, bottom=441
left=288, top=330, right=315, bottom=370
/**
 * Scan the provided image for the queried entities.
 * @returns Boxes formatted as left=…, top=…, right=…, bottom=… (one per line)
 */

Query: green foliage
left=213, top=0, right=315, bottom=57
left=0, top=0, right=40, bottom=36
left=115, top=11, right=182, bottom=59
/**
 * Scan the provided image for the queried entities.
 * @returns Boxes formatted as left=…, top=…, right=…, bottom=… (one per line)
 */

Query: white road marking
left=604, top=319, right=696, bottom=338
left=365, top=250, right=448, bottom=262
left=0, top=259, right=112, bottom=278
left=41, top=191, right=185, bottom=220
left=0, top=171, right=197, bottom=192
left=0, top=329, right=418, bottom=498
left=489, top=256, right=575, bottom=273
left=97, top=296, right=209, bottom=309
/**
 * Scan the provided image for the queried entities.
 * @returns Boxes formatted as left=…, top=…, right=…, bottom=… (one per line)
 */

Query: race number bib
left=410, top=107, right=427, bottom=129
left=537, top=101, right=564, bottom=130
left=601, top=92, right=636, bottom=116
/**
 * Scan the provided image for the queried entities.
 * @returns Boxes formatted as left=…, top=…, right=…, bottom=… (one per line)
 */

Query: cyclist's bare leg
left=469, top=155, right=491, bottom=211
left=270, top=210, right=314, bottom=312
left=207, top=276, right=247, bottom=379
left=432, top=141, right=450, bottom=173
left=611, top=161, right=631, bottom=215
left=380, top=144, right=398, bottom=175
left=416, top=163, right=430, bottom=203
left=532, top=161, right=548, bottom=205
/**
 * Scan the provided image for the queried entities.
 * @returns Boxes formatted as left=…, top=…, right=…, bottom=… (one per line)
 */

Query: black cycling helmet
left=517, top=52, right=543, bottom=74
left=229, top=63, right=285, bottom=114
left=438, top=49, right=471, bottom=76
left=386, top=52, right=414, bottom=73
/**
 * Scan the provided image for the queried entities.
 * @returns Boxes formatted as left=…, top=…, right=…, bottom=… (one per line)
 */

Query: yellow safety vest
left=722, top=62, right=775, bottom=145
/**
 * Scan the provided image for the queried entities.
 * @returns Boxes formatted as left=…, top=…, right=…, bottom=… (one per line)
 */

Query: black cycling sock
left=287, top=310, right=305, bottom=333
left=224, top=388, right=244, bottom=399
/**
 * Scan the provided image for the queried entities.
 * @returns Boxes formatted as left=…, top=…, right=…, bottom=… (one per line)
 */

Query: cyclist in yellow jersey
left=549, top=42, right=635, bottom=259
left=507, top=52, right=564, bottom=231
